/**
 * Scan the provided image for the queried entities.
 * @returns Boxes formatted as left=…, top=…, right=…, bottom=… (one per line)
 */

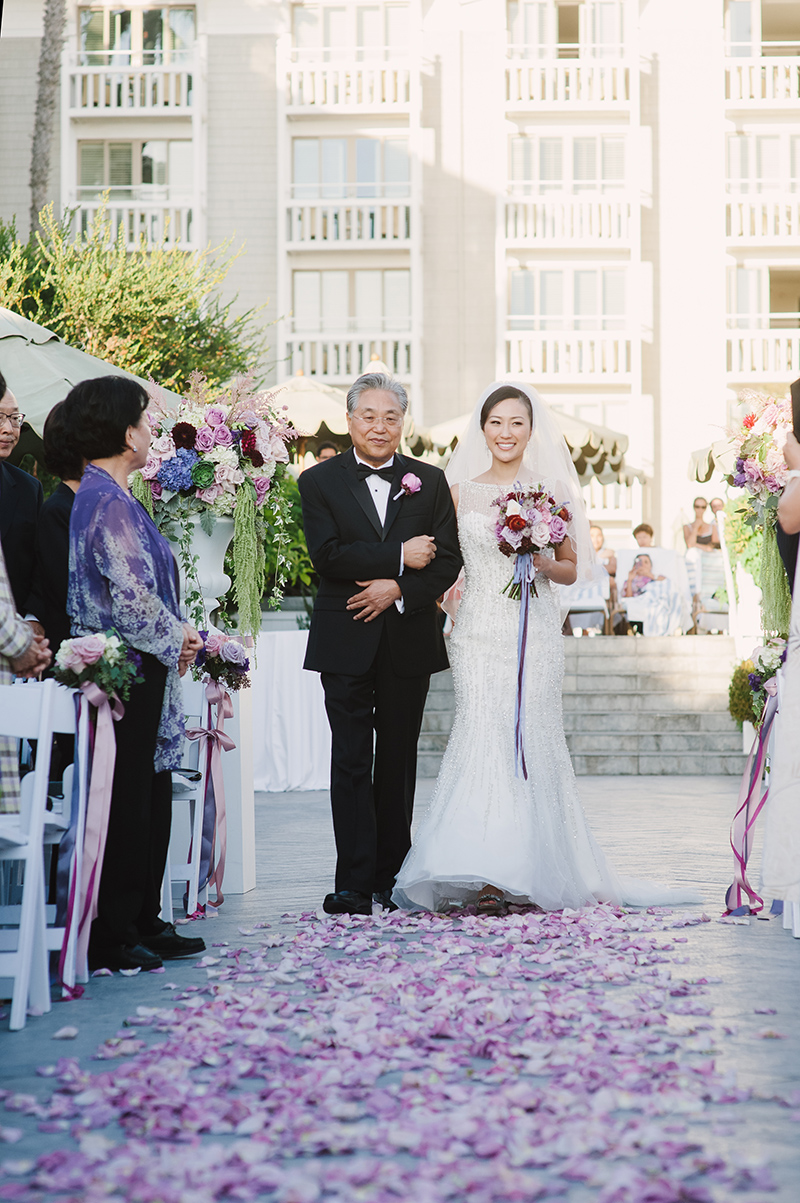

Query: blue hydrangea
left=157, top=447, right=199, bottom=492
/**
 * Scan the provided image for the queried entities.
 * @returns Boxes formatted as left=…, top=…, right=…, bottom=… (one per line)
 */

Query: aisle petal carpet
left=2, top=902, right=796, bottom=1202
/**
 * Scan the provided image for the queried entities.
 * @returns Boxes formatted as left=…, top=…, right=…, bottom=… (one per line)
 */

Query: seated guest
left=623, top=553, right=665, bottom=598
left=633, top=523, right=655, bottom=548
left=0, top=544, right=51, bottom=813
left=63, top=376, right=205, bottom=971
left=316, top=441, right=339, bottom=463
left=683, top=497, right=718, bottom=551
left=0, top=371, right=43, bottom=615
left=28, top=403, right=83, bottom=658
left=621, top=552, right=682, bottom=637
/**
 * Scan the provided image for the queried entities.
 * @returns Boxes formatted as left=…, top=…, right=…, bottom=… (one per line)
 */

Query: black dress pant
left=321, top=627, right=430, bottom=895
left=90, top=652, right=172, bottom=951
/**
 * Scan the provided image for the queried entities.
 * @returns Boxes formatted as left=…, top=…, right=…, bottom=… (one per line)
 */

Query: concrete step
left=563, top=670, right=732, bottom=692
left=566, top=731, right=743, bottom=755
left=571, top=752, right=747, bottom=776
left=563, top=710, right=739, bottom=734
left=562, top=691, right=730, bottom=713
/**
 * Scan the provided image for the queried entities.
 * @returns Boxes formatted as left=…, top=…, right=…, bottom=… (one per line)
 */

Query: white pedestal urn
left=181, top=512, right=256, bottom=897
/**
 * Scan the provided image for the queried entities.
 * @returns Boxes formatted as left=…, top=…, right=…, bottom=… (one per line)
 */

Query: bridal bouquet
left=492, top=484, right=572, bottom=599
left=130, top=373, right=297, bottom=639
left=194, top=629, right=251, bottom=693
left=54, top=631, right=144, bottom=702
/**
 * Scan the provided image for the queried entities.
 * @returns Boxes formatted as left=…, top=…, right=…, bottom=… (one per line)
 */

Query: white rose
left=215, top=463, right=245, bottom=493
left=530, top=521, right=550, bottom=545
left=506, top=499, right=523, bottom=518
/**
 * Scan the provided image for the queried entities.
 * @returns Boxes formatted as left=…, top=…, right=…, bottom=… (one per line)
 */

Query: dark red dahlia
left=172, top=421, right=197, bottom=450
left=241, top=429, right=264, bottom=467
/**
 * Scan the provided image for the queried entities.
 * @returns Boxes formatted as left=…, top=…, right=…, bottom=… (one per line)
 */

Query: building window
left=293, top=269, right=410, bottom=332
left=78, top=140, right=193, bottom=200
left=727, top=131, right=800, bottom=192
left=292, top=3, right=410, bottom=61
left=292, top=137, right=410, bottom=200
left=78, top=6, right=196, bottom=66
left=509, top=267, right=626, bottom=331
left=506, top=1, right=624, bottom=60
left=510, top=133, right=625, bottom=195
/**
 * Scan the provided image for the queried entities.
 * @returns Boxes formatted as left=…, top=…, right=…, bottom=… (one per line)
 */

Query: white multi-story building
left=3, top=0, right=800, bottom=541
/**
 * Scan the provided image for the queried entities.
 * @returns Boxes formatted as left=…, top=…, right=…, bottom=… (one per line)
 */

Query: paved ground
left=2, top=777, right=799, bottom=1201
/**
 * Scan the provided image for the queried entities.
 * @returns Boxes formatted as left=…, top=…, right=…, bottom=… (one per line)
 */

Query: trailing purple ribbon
left=186, top=681, right=235, bottom=908
left=514, top=552, right=534, bottom=780
left=725, top=687, right=779, bottom=913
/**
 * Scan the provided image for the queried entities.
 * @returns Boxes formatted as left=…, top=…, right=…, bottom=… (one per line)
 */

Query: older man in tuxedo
left=299, top=373, right=462, bottom=915
left=0, top=372, right=43, bottom=616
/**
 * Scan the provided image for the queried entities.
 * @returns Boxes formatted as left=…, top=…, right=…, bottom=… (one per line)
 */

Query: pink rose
left=194, top=426, right=216, bottom=453
left=140, top=453, right=161, bottom=481
left=402, top=472, right=422, bottom=494
left=215, top=463, right=245, bottom=492
left=151, top=434, right=175, bottom=460
left=204, top=406, right=227, bottom=428
left=268, top=433, right=290, bottom=464
left=530, top=521, right=550, bottom=545
left=253, top=476, right=271, bottom=507
left=549, top=515, right=567, bottom=543
left=196, top=484, right=223, bottom=505
left=213, top=424, right=234, bottom=447
left=204, top=629, right=224, bottom=657
left=71, top=633, right=107, bottom=667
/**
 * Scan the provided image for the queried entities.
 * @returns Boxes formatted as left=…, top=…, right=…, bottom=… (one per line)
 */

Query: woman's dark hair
left=632, top=523, right=654, bottom=538
left=43, top=401, right=84, bottom=481
left=479, top=385, right=533, bottom=429
left=316, top=441, right=338, bottom=456
left=61, top=376, right=149, bottom=460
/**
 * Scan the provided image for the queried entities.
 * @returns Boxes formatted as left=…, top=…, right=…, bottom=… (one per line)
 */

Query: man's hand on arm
left=12, top=634, right=51, bottom=677
left=347, top=580, right=402, bottom=622
left=403, top=535, right=437, bottom=570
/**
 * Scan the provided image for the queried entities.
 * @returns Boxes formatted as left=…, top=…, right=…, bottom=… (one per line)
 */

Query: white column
left=220, top=688, right=256, bottom=895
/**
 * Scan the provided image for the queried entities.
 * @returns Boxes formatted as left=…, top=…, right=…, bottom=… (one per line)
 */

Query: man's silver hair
left=346, top=372, right=408, bottom=416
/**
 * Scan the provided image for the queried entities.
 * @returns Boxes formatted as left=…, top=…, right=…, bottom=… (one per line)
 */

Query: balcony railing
left=284, top=62, right=411, bottom=112
left=286, top=200, right=411, bottom=248
left=505, top=333, right=632, bottom=382
left=725, top=57, right=800, bottom=106
left=287, top=333, right=412, bottom=382
left=505, top=197, right=631, bottom=245
left=727, top=323, right=800, bottom=380
left=727, top=196, right=800, bottom=242
left=505, top=60, right=630, bottom=109
left=71, top=201, right=195, bottom=249
left=68, top=62, right=193, bottom=113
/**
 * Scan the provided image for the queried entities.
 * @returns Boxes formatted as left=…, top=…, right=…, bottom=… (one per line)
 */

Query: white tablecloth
left=251, top=630, right=331, bottom=792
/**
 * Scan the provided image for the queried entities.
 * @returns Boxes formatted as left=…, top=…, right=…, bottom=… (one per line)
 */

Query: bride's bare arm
left=533, top=540, right=577, bottom=586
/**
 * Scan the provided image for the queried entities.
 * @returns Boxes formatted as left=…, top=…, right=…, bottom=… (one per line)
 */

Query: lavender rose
left=220, top=639, right=248, bottom=666
left=194, top=425, right=216, bottom=453
left=213, top=424, right=234, bottom=448
left=549, top=515, right=567, bottom=543
left=205, top=406, right=227, bottom=428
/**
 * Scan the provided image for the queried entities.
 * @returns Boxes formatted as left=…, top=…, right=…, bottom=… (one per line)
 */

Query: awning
left=274, top=374, right=350, bottom=437
left=689, top=438, right=737, bottom=483
left=0, top=306, right=182, bottom=431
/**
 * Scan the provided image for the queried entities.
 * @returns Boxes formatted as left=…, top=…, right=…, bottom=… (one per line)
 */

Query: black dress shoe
left=89, top=943, right=163, bottom=972
left=141, top=923, right=206, bottom=959
left=323, top=891, right=373, bottom=916
left=373, top=889, right=398, bottom=912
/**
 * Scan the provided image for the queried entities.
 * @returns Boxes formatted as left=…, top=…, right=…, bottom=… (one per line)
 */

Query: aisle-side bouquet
left=54, top=632, right=144, bottom=702
left=492, top=484, right=572, bottom=598
left=194, top=629, right=251, bottom=693
left=130, top=373, right=297, bottom=639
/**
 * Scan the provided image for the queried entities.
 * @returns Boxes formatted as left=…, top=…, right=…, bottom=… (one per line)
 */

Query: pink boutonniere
left=393, top=472, right=422, bottom=502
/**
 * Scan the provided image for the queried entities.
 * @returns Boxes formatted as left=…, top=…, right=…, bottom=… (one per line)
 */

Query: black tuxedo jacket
left=28, top=482, right=75, bottom=655
left=299, top=449, right=462, bottom=677
left=0, top=460, right=43, bottom=614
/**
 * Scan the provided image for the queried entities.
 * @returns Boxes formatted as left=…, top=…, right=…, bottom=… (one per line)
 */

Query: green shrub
left=728, top=660, right=757, bottom=728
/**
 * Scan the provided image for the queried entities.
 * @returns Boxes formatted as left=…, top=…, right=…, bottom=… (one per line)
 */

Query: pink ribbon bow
left=185, top=680, right=235, bottom=906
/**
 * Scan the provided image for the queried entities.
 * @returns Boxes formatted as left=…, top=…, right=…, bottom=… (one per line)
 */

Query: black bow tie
left=356, top=463, right=395, bottom=483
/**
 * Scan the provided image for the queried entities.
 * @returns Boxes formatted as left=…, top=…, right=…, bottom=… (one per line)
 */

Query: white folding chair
left=161, top=677, right=210, bottom=922
left=559, top=564, right=611, bottom=633
left=0, top=680, right=78, bottom=1030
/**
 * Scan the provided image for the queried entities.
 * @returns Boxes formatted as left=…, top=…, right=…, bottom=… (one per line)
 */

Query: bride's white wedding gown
left=393, top=480, right=701, bottom=912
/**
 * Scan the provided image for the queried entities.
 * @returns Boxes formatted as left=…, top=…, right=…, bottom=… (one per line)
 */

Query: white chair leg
left=791, top=901, right=800, bottom=939
left=783, top=901, right=792, bottom=929
left=28, top=876, right=52, bottom=1016
left=160, top=848, right=174, bottom=924
left=9, top=858, right=44, bottom=1031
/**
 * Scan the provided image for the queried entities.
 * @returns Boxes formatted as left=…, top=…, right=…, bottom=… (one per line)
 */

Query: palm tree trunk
left=29, top=0, right=68, bottom=236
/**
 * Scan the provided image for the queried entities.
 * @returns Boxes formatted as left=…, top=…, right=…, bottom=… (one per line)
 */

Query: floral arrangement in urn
left=131, top=373, right=296, bottom=639
left=726, top=391, right=793, bottom=636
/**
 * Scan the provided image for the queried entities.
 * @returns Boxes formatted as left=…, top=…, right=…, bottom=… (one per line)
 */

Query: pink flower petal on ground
left=51, top=1027, right=78, bottom=1040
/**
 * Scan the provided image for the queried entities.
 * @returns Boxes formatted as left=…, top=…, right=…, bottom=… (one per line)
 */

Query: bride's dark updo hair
left=479, top=385, right=533, bottom=430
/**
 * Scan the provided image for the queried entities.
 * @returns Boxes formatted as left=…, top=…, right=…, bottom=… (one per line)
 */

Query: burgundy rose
left=241, top=429, right=264, bottom=467
left=507, top=514, right=526, bottom=533
left=171, top=422, right=197, bottom=450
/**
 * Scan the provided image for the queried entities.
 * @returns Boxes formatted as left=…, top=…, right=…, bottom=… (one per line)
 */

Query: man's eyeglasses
left=351, top=412, right=403, bottom=429
left=0, top=413, right=25, bottom=430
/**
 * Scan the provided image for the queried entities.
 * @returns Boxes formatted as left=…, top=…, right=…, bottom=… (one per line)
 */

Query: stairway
left=418, top=636, right=746, bottom=777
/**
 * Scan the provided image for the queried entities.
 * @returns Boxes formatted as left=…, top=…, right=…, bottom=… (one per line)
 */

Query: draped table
left=250, top=630, right=331, bottom=792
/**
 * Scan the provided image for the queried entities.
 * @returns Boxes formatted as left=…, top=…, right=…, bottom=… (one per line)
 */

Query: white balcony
left=68, top=62, right=194, bottom=114
left=505, top=60, right=630, bottom=111
left=727, top=324, right=800, bottom=382
left=505, top=332, right=632, bottom=383
left=505, top=197, right=632, bottom=246
left=287, top=333, right=412, bottom=383
left=71, top=200, right=195, bottom=249
left=286, top=200, right=411, bottom=249
left=726, top=196, right=800, bottom=244
left=725, top=57, right=800, bottom=108
left=284, top=61, right=411, bottom=113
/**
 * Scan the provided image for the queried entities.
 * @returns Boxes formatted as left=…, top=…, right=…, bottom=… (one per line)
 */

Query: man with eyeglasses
left=0, top=371, right=44, bottom=616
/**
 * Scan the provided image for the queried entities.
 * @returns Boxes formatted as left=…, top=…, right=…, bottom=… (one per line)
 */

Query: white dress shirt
left=353, top=451, right=405, bottom=612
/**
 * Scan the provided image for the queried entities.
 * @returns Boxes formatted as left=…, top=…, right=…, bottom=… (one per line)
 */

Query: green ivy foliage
left=263, top=472, right=316, bottom=598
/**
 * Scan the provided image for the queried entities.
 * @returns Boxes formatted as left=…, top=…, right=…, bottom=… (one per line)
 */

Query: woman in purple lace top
left=64, top=377, right=205, bottom=972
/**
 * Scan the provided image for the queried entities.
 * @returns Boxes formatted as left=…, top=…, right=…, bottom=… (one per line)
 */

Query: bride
left=393, top=382, right=701, bottom=914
